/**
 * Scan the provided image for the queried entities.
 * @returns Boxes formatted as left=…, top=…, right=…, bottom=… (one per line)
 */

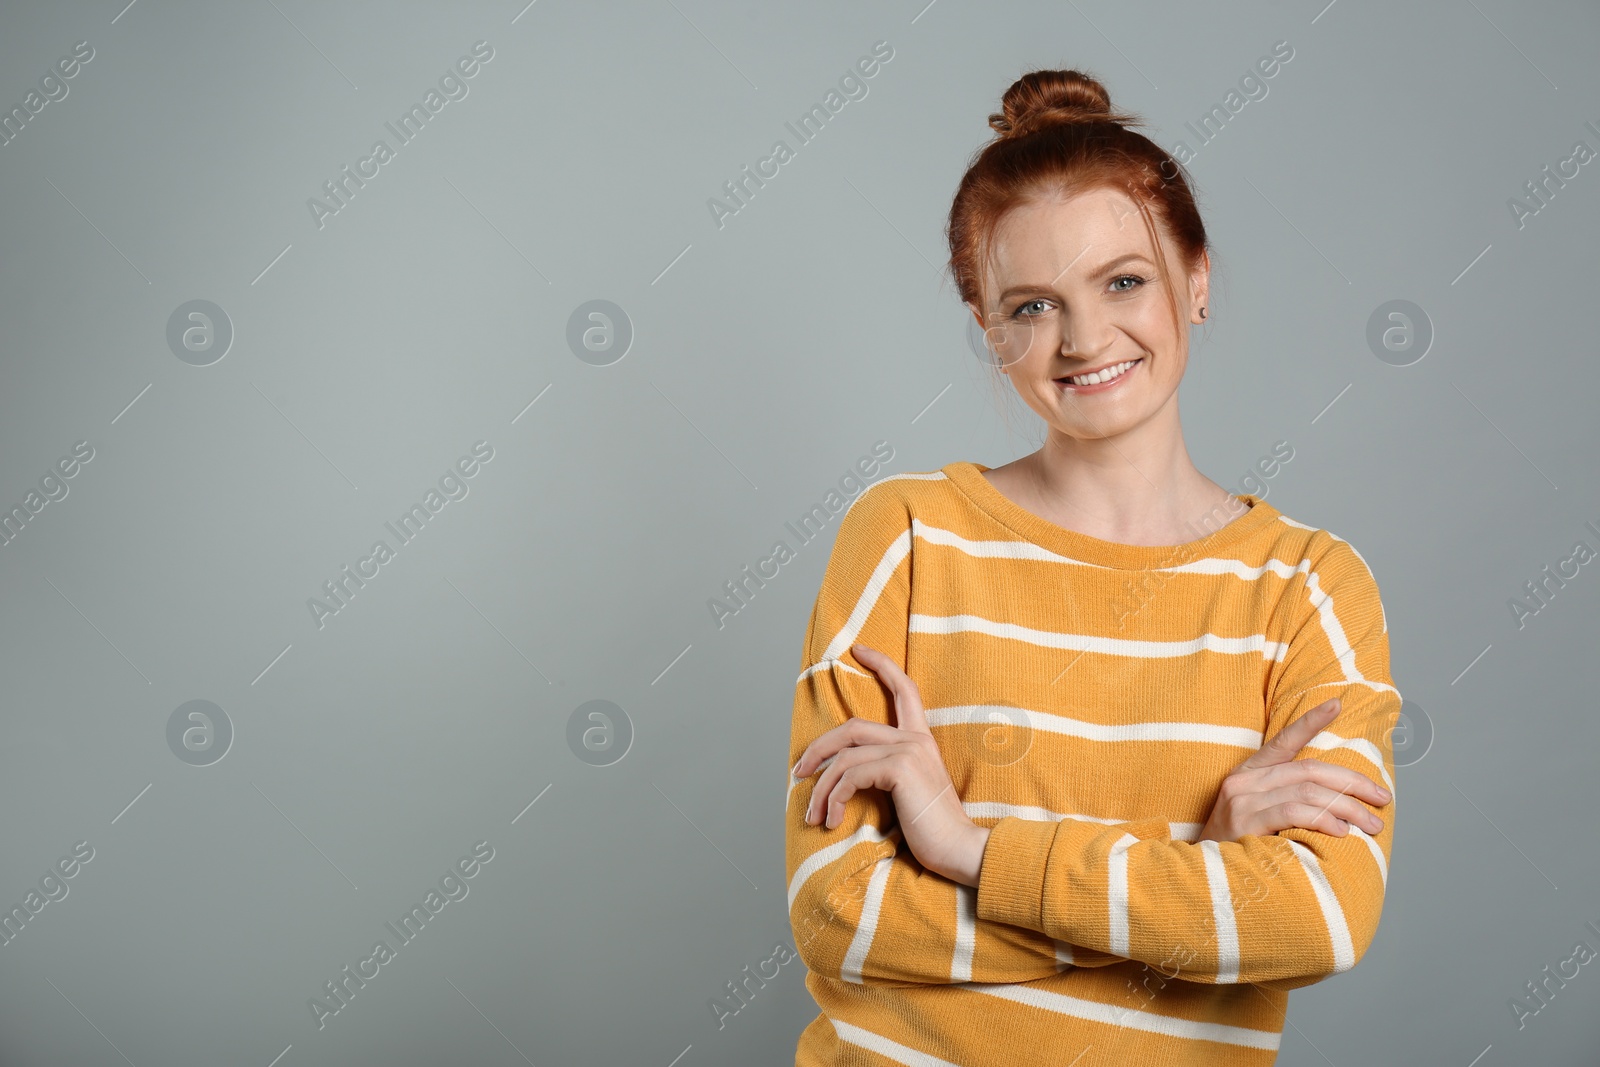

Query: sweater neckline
left=942, top=461, right=1279, bottom=570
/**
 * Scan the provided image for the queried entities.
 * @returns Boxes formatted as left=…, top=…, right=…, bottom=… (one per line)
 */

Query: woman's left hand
left=793, top=643, right=990, bottom=887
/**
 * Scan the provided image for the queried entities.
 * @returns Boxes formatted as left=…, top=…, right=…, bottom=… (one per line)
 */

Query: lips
left=1056, top=357, right=1143, bottom=390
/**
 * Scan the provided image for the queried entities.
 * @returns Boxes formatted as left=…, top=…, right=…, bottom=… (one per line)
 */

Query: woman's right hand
left=1196, top=697, right=1392, bottom=842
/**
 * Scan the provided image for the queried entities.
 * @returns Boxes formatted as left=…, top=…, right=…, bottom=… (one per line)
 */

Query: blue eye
left=1111, top=274, right=1146, bottom=292
left=1013, top=299, right=1050, bottom=319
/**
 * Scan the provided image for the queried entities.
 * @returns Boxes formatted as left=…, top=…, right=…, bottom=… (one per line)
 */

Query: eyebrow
left=996, top=252, right=1155, bottom=304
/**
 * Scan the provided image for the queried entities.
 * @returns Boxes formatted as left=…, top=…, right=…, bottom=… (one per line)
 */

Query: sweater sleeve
left=784, top=484, right=1149, bottom=985
left=974, top=537, right=1400, bottom=990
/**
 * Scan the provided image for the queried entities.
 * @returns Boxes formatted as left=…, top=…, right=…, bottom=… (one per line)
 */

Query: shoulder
left=835, top=467, right=956, bottom=533
left=802, top=471, right=953, bottom=665
left=1261, top=505, right=1389, bottom=629
left=815, top=467, right=966, bottom=585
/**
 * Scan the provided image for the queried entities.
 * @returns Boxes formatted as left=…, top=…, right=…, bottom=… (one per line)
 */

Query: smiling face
left=970, top=185, right=1209, bottom=446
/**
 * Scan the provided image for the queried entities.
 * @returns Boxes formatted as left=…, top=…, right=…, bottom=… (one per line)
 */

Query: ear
left=967, top=302, right=1010, bottom=372
left=1188, top=251, right=1211, bottom=321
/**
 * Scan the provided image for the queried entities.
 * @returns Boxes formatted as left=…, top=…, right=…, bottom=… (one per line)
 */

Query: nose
left=1058, top=303, right=1116, bottom=364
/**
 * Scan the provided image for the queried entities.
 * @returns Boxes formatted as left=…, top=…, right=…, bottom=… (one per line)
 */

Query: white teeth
left=1065, top=359, right=1139, bottom=386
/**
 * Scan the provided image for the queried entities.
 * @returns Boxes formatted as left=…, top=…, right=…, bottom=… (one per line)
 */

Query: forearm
left=975, top=812, right=1391, bottom=986
left=788, top=783, right=1115, bottom=984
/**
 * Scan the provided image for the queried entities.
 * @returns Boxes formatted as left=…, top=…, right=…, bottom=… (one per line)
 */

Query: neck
left=1029, top=401, right=1230, bottom=542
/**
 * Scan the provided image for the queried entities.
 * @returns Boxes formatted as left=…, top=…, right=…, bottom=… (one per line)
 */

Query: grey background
left=1, top=1, right=1596, bottom=1064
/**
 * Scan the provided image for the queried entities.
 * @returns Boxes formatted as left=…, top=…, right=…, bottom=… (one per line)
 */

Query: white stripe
left=786, top=822, right=892, bottom=910
left=961, top=800, right=1202, bottom=841
left=1162, top=555, right=1307, bottom=580
left=1107, top=832, right=1139, bottom=956
left=1347, top=824, right=1389, bottom=886
left=1200, top=840, right=1240, bottom=983
left=1284, top=839, right=1356, bottom=973
left=929, top=704, right=1265, bottom=750
left=1288, top=676, right=1401, bottom=701
left=839, top=470, right=948, bottom=521
left=799, top=529, right=912, bottom=675
left=967, top=981, right=1282, bottom=1050
left=1277, top=516, right=1389, bottom=639
left=913, top=517, right=1314, bottom=582
left=1055, top=938, right=1076, bottom=967
left=1303, top=568, right=1363, bottom=683
left=952, top=884, right=976, bottom=981
left=911, top=518, right=1113, bottom=569
left=1303, top=723, right=1397, bottom=794
left=1288, top=559, right=1403, bottom=792
left=840, top=856, right=896, bottom=982
left=965, top=800, right=1130, bottom=825
left=910, top=612, right=1291, bottom=662
left=1303, top=556, right=1394, bottom=692
left=1300, top=549, right=1396, bottom=702
left=831, top=1018, right=967, bottom=1066
left=1254, top=681, right=1397, bottom=793
left=796, top=655, right=872, bottom=684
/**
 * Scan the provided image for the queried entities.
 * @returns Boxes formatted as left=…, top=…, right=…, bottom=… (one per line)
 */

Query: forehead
left=986, top=187, right=1165, bottom=280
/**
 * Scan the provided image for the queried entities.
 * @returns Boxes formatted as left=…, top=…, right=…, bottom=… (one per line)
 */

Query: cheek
left=1128, top=301, right=1183, bottom=344
left=1022, top=319, right=1064, bottom=363
left=1125, top=319, right=1186, bottom=371
left=1146, top=353, right=1190, bottom=399
left=994, top=319, right=1048, bottom=366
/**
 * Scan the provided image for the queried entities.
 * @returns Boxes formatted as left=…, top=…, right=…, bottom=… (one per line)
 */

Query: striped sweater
left=785, top=461, right=1400, bottom=1066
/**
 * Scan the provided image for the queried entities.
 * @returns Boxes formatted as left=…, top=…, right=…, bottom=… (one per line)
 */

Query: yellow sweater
left=785, top=462, right=1399, bottom=1066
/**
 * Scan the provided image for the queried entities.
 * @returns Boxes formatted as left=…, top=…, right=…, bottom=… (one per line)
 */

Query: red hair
left=946, top=68, right=1212, bottom=347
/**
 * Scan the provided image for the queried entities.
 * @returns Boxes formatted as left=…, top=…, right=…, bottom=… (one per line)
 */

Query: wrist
left=947, top=823, right=991, bottom=887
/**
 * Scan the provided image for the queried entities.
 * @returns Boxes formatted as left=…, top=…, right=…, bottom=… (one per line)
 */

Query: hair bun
left=988, top=69, right=1140, bottom=139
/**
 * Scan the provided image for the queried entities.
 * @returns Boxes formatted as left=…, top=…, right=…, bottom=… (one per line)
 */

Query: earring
left=1198, top=306, right=1207, bottom=321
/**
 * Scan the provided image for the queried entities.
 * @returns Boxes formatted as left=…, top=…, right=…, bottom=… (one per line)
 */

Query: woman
left=784, top=69, right=1400, bottom=1066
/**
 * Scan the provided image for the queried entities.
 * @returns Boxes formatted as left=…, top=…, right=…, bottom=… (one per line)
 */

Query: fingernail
left=1377, top=788, right=1391, bottom=801
left=792, top=759, right=804, bottom=779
